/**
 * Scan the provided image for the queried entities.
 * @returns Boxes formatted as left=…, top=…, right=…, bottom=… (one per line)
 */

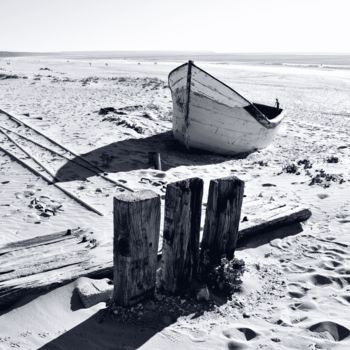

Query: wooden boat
left=168, top=61, right=285, bottom=155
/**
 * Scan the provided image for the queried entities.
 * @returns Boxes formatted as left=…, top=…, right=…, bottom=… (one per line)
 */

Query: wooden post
left=148, top=152, right=162, bottom=170
left=161, top=177, right=203, bottom=294
left=201, top=176, right=244, bottom=266
left=113, top=190, right=160, bottom=307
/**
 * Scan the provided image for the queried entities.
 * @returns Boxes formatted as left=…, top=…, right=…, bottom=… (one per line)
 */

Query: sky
left=0, top=0, right=349, bottom=53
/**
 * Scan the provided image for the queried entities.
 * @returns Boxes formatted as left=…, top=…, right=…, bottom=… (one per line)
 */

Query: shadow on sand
left=55, top=131, right=247, bottom=182
left=237, top=222, right=304, bottom=250
left=39, top=308, right=167, bottom=350
left=39, top=294, right=221, bottom=350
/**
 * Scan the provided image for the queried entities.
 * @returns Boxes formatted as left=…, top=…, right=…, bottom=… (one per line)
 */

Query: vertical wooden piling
left=113, top=190, right=160, bottom=307
left=201, top=176, right=244, bottom=265
left=148, top=152, right=162, bottom=170
left=161, top=177, right=203, bottom=294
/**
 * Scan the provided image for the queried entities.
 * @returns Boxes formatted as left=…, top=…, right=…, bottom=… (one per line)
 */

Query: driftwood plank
left=0, top=228, right=113, bottom=309
left=0, top=228, right=78, bottom=255
left=201, top=176, right=244, bottom=265
left=161, top=178, right=203, bottom=294
left=113, top=190, right=160, bottom=306
left=238, top=207, right=312, bottom=242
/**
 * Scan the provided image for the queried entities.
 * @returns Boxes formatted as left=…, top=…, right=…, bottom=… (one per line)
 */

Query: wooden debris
left=0, top=144, right=104, bottom=216
left=113, top=190, right=160, bottom=307
left=0, top=228, right=113, bottom=309
left=0, top=109, right=133, bottom=192
left=238, top=207, right=312, bottom=243
left=161, top=178, right=203, bottom=294
left=201, top=176, right=244, bottom=265
left=0, top=203, right=311, bottom=308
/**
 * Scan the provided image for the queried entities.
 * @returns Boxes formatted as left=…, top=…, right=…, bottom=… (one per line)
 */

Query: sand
left=0, top=56, right=349, bottom=349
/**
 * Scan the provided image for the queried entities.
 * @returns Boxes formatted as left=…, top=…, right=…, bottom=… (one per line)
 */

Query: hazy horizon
left=2, top=51, right=350, bottom=67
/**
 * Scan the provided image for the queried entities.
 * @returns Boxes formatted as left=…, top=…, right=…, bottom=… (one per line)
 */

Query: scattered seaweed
left=326, top=156, right=339, bottom=163
left=309, top=169, right=345, bottom=187
left=0, top=73, right=27, bottom=80
left=200, top=255, right=246, bottom=298
left=101, top=114, right=144, bottom=134
left=280, top=158, right=345, bottom=187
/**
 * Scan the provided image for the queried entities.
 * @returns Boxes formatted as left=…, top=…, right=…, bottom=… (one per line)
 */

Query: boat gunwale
left=168, top=61, right=285, bottom=129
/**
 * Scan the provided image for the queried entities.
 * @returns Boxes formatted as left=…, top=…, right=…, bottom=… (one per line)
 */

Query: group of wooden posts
left=112, top=176, right=244, bottom=307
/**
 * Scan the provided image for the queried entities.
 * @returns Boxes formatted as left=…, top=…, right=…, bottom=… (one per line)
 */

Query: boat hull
left=168, top=62, right=285, bottom=155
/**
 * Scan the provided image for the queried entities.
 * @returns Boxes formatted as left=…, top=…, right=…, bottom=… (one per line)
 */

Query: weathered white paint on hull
left=168, top=62, right=285, bottom=155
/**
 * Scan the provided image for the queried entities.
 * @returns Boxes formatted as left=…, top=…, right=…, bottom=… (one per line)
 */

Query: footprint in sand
left=283, top=262, right=315, bottom=274
left=318, top=258, right=343, bottom=271
left=288, top=290, right=305, bottom=298
left=222, top=327, right=259, bottom=350
left=310, top=273, right=348, bottom=289
left=269, top=238, right=292, bottom=252
left=336, top=203, right=350, bottom=224
left=288, top=282, right=310, bottom=298
left=325, top=247, right=348, bottom=255
left=307, top=321, right=350, bottom=342
left=310, top=273, right=334, bottom=286
left=335, top=266, right=350, bottom=275
left=324, top=251, right=345, bottom=262
left=289, top=300, right=318, bottom=311
left=226, top=340, right=250, bottom=350
left=223, top=327, right=259, bottom=350
left=186, top=329, right=208, bottom=343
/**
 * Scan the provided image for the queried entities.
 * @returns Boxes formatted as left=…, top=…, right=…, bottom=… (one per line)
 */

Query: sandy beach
left=0, top=55, right=349, bottom=349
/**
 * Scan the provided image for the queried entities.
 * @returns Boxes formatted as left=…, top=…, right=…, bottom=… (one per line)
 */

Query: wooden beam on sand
left=0, top=109, right=133, bottom=192
left=0, top=124, right=133, bottom=192
left=0, top=144, right=104, bottom=216
left=113, top=190, right=160, bottom=306
left=161, top=178, right=203, bottom=294
left=0, top=228, right=113, bottom=309
left=238, top=207, right=312, bottom=243
left=201, top=176, right=244, bottom=265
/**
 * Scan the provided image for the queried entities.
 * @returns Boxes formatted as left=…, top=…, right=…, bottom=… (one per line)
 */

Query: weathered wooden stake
left=161, top=177, right=203, bottom=294
left=201, top=176, right=244, bottom=265
left=148, top=151, right=162, bottom=170
left=113, top=190, right=160, bottom=307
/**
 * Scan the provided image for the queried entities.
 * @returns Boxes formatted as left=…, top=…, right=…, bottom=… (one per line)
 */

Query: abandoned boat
left=168, top=61, right=285, bottom=155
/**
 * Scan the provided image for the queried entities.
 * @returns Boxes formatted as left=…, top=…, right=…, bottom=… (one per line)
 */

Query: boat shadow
left=55, top=131, right=249, bottom=183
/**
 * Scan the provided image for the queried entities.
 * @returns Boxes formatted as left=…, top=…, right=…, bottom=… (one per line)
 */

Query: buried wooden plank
left=0, top=228, right=113, bottom=309
left=113, top=190, right=160, bottom=307
left=0, top=228, right=80, bottom=255
left=0, top=206, right=311, bottom=308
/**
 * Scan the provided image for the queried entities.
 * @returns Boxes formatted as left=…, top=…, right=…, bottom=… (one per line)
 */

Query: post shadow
left=54, top=131, right=248, bottom=183
left=38, top=308, right=166, bottom=350
left=39, top=295, right=219, bottom=350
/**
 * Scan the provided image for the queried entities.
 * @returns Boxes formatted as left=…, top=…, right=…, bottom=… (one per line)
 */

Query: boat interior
left=253, top=103, right=283, bottom=120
